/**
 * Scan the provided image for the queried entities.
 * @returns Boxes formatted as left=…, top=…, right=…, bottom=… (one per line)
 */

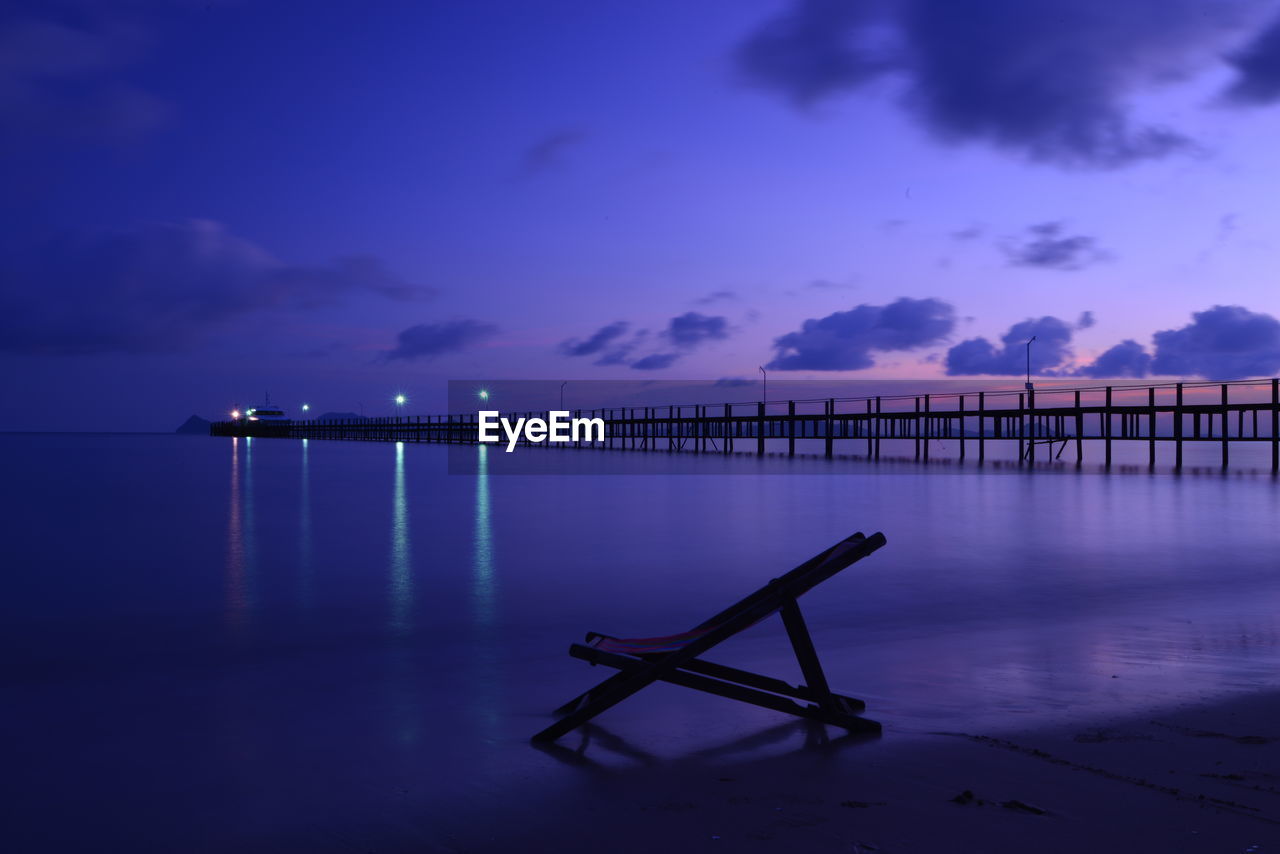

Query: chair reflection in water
left=534, top=531, right=887, bottom=743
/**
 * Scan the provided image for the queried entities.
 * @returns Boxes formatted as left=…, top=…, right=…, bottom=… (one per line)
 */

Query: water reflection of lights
left=225, top=436, right=254, bottom=635
left=470, top=444, right=502, bottom=737
left=473, top=444, right=494, bottom=628
left=299, top=438, right=313, bottom=608
left=389, top=442, right=413, bottom=637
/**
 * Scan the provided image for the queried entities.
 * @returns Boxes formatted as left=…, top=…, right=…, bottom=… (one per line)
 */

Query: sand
left=436, top=690, right=1280, bottom=853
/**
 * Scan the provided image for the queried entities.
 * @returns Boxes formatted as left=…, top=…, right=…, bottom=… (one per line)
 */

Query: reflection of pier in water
left=213, top=377, right=1280, bottom=471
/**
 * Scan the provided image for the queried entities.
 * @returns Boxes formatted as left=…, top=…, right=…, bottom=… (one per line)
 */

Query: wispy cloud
left=1003, top=222, right=1108, bottom=271
left=386, top=319, right=497, bottom=361
left=0, top=220, right=427, bottom=355
left=519, top=127, right=588, bottom=176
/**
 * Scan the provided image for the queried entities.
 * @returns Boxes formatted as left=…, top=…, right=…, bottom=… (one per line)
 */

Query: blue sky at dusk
left=7, top=0, right=1280, bottom=430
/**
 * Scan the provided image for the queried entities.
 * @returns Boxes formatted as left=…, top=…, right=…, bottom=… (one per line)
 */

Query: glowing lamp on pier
left=230, top=410, right=241, bottom=420
left=301, top=403, right=310, bottom=412
left=478, top=389, right=490, bottom=401
left=394, top=394, right=407, bottom=406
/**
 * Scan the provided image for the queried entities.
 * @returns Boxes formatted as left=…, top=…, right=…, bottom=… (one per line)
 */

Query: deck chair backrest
left=691, top=531, right=887, bottom=633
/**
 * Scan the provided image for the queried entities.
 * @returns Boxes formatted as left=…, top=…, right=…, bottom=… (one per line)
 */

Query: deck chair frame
left=533, top=531, right=887, bottom=742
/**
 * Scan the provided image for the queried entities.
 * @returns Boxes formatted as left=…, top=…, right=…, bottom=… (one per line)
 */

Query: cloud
left=0, top=220, right=426, bottom=355
left=559, top=322, right=649, bottom=365
left=735, top=1, right=894, bottom=107
left=736, top=0, right=1253, bottom=167
left=386, top=319, right=497, bottom=361
left=767, top=296, right=955, bottom=371
left=559, top=321, right=630, bottom=358
left=1225, top=15, right=1280, bottom=103
left=665, top=312, right=730, bottom=348
left=1151, top=305, right=1280, bottom=378
left=631, top=352, right=680, bottom=371
left=519, top=128, right=587, bottom=175
left=560, top=312, right=730, bottom=373
left=695, top=290, right=738, bottom=305
left=1077, top=310, right=1096, bottom=330
left=1075, top=339, right=1152, bottom=377
left=945, top=315, right=1074, bottom=375
left=0, top=13, right=168, bottom=142
left=1003, top=222, right=1107, bottom=271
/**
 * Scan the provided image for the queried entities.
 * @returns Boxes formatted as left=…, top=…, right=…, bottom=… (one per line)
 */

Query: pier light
left=230, top=409, right=241, bottom=420
left=478, top=389, right=490, bottom=401
left=301, top=403, right=310, bottom=412
left=394, top=394, right=407, bottom=406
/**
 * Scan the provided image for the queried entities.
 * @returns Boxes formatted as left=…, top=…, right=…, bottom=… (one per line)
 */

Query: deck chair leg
left=551, top=666, right=632, bottom=716
left=779, top=599, right=835, bottom=708
left=533, top=662, right=668, bottom=742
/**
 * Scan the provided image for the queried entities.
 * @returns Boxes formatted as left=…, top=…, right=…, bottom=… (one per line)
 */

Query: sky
left=7, top=0, right=1280, bottom=430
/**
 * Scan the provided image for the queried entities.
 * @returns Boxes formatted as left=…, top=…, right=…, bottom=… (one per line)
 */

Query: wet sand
left=440, top=690, right=1280, bottom=854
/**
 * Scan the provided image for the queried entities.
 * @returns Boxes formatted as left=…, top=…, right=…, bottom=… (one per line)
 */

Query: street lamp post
left=560, top=381, right=568, bottom=411
left=759, top=366, right=767, bottom=405
left=1025, top=336, right=1036, bottom=391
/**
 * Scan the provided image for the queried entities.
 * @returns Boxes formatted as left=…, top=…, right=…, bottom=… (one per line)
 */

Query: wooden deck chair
left=533, top=531, right=887, bottom=743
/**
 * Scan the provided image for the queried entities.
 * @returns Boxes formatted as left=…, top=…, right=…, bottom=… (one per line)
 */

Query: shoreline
left=433, top=689, right=1280, bottom=853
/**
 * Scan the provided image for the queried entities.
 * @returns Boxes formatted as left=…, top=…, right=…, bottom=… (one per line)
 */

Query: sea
left=6, top=431, right=1280, bottom=850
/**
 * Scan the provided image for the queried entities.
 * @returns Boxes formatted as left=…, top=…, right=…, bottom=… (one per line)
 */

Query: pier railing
left=210, top=377, right=1280, bottom=471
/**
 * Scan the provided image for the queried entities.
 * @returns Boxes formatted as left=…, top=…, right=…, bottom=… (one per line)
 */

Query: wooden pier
left=210, top=378, right=1280, bottom=471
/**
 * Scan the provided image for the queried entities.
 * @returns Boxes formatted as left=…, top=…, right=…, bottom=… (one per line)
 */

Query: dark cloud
left=559, top=321, right=630, bottom=358
left=695, top=290, right=738, bottom=305
left=1225, top=16, right=1280, bottom=104
left=0, top=13, right=168, bottom=142
left=767, top=296, right=955, bottom=371
left=945, top=316, right=1074, bottom=375
left=386, top=319, right=497, bottom=361
left=631, top=352, right=680, bottom=371
left=594, top=346, right=638, bottom=366
left=559, top=322, right=649, bottom=366
left=519, top=128, right=587, bottom=175
left=1076, top=339, right=1152, bottom=378
left=665, top=312, right=730, bottom=348
left=589, top=312, right=734, bottom=371
left=736, top=0, right=1250, bottom=167
left=0, top=220, right=426, bottom=355
left=1151, top=305, right=1280, bottom=378
left=1077, top=310, right=1096, bottom=330
left=735, top=0, right=894, bottom=106
left=1004, top=222, right=1107, bottom=271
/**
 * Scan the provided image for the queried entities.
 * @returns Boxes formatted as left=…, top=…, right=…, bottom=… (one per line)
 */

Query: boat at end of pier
left=245, top=396, right=289, bottom=422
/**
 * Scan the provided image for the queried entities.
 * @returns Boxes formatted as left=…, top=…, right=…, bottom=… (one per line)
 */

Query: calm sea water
left=6, top=432, right=1280, bottom=850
